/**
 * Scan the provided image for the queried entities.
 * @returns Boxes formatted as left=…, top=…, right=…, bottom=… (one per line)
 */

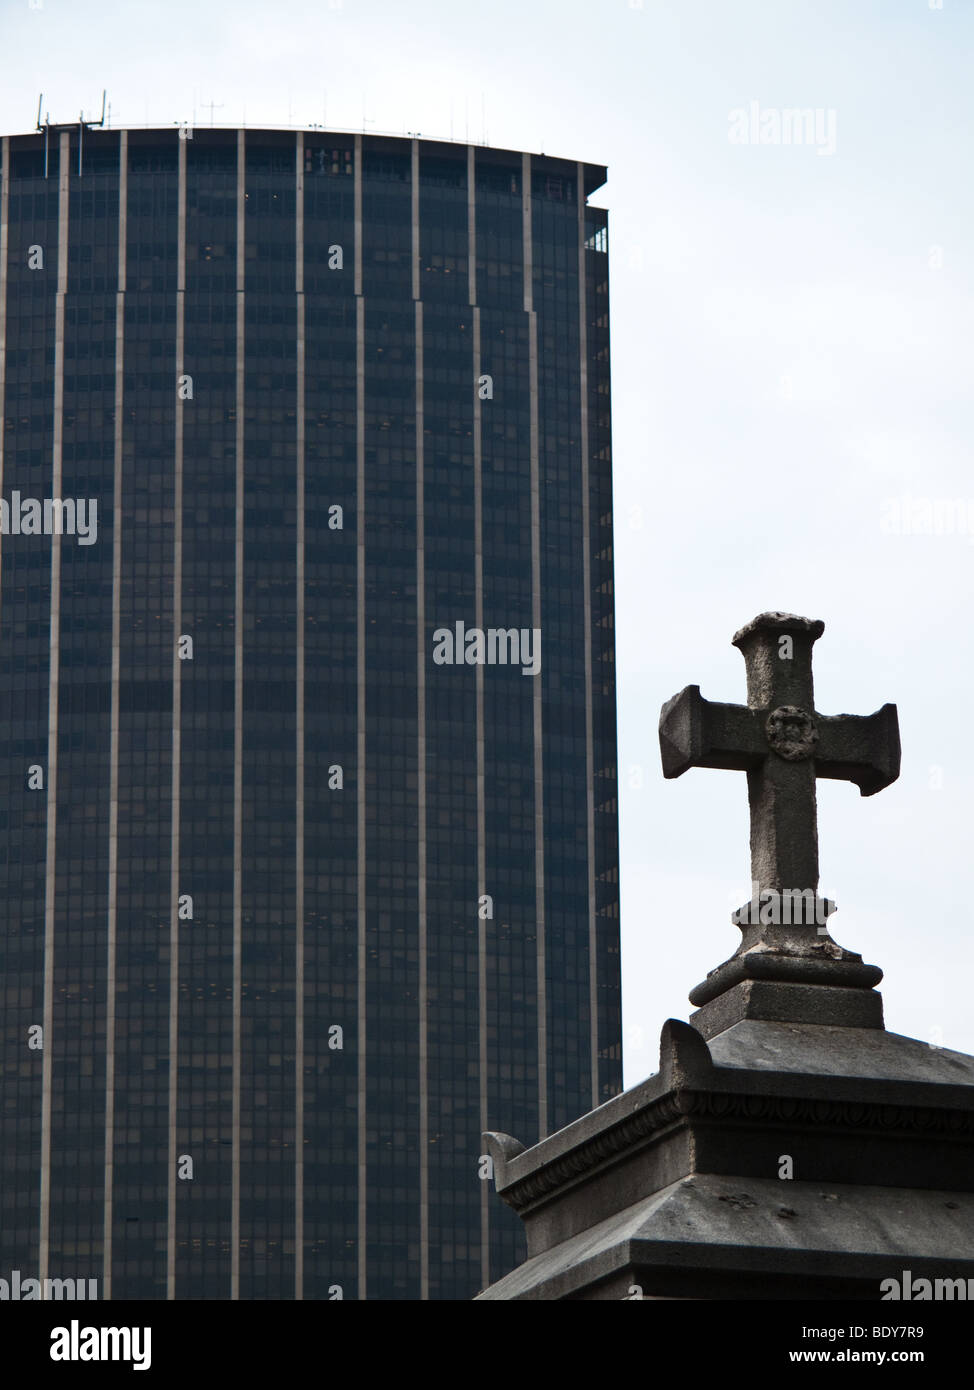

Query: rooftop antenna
left=35, top=93, right=49, bottom=177
left=201, top=99, right=224, bottom=127
left=35, top=90, right=107, bottom=177
left=77, top=91, right=106, bottom=175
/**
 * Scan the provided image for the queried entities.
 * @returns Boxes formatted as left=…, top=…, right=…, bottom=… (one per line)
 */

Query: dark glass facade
left=0, top=125, right=619, bottom=1300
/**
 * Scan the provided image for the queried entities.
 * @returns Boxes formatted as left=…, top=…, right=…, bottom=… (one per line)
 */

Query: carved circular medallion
left=766, top=705, right=818, bottom=761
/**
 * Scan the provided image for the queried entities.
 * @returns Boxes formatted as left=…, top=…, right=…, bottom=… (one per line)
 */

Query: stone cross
left=659, top=613, right=900, bottom=920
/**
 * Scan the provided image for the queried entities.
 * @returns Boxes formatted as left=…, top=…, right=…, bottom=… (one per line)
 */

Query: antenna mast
left=34, top=90, right=108, bottom=178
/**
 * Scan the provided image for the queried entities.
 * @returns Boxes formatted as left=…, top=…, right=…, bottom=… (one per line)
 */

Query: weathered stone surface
left=476, top=614, right=974, bottom=1301
left=707, top=1019, right=974, bottom=1084
left=659, top=612, right=899, bottom=1030
left=690, top=979, right=885, bottom=1036
left=476, top=1019, right=974, bottom=1299
left=476, top=1175, right=974, bottom=1300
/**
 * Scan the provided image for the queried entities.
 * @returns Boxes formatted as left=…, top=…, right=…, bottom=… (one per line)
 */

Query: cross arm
left=814, top=702, right=901, bottom=796
left=659, top=685, right=765, bottom=779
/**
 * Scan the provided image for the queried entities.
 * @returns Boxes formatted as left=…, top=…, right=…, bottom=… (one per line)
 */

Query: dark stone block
left=691, top=980, right=885, bottom=1037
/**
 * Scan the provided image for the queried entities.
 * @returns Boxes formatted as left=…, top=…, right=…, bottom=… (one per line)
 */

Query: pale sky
left=2, top=0, right=972, bottom=1088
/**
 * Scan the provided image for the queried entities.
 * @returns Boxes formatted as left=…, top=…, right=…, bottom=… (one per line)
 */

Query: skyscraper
left=0, top=122, right=619, bottom=1300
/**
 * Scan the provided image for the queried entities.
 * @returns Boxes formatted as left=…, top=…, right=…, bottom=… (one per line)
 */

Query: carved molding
left=501, top=1088, right=974, bottom=1212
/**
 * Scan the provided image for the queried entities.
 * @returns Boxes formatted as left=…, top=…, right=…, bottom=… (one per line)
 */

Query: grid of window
left=0, top=127, right=619, bottom=1302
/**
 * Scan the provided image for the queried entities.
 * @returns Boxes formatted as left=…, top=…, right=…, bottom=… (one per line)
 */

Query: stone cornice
left=496, top=1082, right=974, bottom=1215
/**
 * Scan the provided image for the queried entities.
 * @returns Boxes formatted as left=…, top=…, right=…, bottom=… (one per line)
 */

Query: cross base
left=689, top=902, right=886, bottom=1037
left=690, top=978, right=885, bottom=1039
left=690, top=937, right=883, bottom=1003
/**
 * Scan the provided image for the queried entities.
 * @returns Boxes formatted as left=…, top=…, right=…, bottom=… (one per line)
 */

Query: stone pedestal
left=476, top=1014, right=974, bottom=1300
